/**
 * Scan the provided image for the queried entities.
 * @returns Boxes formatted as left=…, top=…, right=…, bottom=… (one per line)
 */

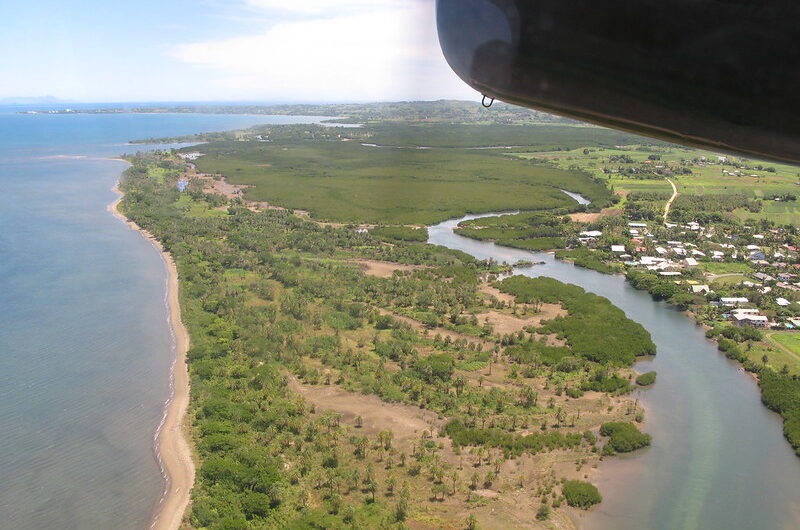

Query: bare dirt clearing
left=287, top=375, right=441, bottom=447
left=350, top=259, right=427, bottom=278
left=477, top=303, right=565, bottom=335
left=569, top=208, right=621, bottom=223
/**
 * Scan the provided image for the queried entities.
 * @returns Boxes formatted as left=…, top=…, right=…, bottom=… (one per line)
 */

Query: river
left=428, top=211, right=800, bottom=530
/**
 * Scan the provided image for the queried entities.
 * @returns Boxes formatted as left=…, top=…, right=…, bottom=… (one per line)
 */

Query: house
left=754, top=272, right=775, bottom=282
left=655, top=247, right=667, bottom=255
left=580, top=230, right=603, bottom=238
left=777, top=297, right=791, bottom=307
left=750, top=251, right=766, bottom=261
left=628, top=222, right=648, bottom=228
left=641, top=256, right=667, bottom=265
left=685, top=257, right=699, bottom=266
left=691, top=284, right=711, bottom=294
left=733, top=314, right=769, bottom=327
left=720, top=297, right=749, bottom=307
left=611, top=245, right=626, bottom=253
left=647, top=261, right=674, bottom=271
left=659, top=271, right=682, bottom=277
left=692, top=250, right=707, bottom=257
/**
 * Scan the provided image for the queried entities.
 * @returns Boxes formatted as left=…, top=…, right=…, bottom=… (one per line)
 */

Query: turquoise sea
left=0, top=108, right=324, bottom=529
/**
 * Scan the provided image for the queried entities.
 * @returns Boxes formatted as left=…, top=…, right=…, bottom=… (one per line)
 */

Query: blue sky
left=0, top=0, right=477, bottom=103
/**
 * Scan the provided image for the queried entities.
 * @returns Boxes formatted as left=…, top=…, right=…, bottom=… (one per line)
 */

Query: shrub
left=562, top=480, right=602, bottom=508
left=498, top=276, right=655, bottom=365
left=599, top=422, right=651, bottom=453
left=636, top=371, right=657, bottom=386
left=370, top=225, right=428, bottom=242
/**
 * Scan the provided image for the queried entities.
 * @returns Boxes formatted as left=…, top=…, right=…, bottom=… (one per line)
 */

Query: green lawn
left=698, top=262, right=753, bottom=275
left=174, top=194, right=228, bottom=218
left=732, top=200, right=800, bottom=226
left=749, top=332, right=800, bottom=375
left=710, top=275, right=749, bottom=288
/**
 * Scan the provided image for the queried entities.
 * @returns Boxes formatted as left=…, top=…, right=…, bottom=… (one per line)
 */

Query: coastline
left=108, top=184, right=194, bottom=530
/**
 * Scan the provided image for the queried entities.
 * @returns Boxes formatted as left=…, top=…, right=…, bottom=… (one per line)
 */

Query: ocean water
left=0, top=109, right=326, bottom=529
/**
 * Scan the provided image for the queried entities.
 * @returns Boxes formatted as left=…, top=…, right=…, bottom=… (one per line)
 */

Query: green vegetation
left=444, top=420, right=585, bottom=458
left=190, top=138, right=611, bottom=224
left=456, top=212, right=574, bottom=252
left=498, top=276, right=656, bottom=365
left=104, top=100, right=800, bottom=527
left=669, top=194, right=760, bottom=224
left=118, top=147, right=654, bottom=527
left=599, top=422, right=652, bottom=453
left=697, top=262, right=752, bottom=275
left=365, top=122, right=652, bottom=150
left=555, top=248, right=620, bottom=274
left=562, top=480, right=602, bottom=508
left=759, top=370, right=800, bottom=455
left=369, top=226, right=428, bottom=242
left=765, top=333, right=800, bottom=375
left=626, top=270, right=681, bottom=301
left=636, top=372, right=657, bottom=386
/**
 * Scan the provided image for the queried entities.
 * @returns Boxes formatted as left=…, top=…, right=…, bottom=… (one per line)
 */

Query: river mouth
left=429, top=212, right=800, bottom=530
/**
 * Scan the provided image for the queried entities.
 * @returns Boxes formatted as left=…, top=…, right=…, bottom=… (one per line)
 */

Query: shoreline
left=108, top=184, right=194, bottom=530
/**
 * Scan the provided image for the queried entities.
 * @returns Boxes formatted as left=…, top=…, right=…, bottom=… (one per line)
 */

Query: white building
left=721, top=297, right=749, bottom=307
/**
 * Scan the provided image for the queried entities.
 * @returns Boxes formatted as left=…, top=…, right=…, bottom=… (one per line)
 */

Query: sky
left=0, top=0, right=478, bottom=103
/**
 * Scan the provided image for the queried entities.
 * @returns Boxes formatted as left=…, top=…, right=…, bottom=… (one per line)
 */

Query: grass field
left=697, top=262, right=753, bottom=275
left=513, top=145, right=800, bottom=222
left=732, top=200, right=800, bottom=225
left=190, top=139, right=613, bottom=224
left=710, top=274, right=749, bottom=288
left=748, top=332, right=800, bottom=375
left=174, top=194, right=227, bottom=218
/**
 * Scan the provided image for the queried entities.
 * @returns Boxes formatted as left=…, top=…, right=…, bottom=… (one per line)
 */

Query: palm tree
left=555, top=406, right=566, bottom=427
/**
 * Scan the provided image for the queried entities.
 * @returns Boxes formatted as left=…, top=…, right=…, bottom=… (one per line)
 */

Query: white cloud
left=171, top=1, right=477, bottom=102
left=243, top=0, right=409, bottom=15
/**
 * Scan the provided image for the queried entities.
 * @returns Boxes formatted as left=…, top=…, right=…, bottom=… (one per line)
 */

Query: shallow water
left=429, top=213, right=800, bottom=530
left=0, top=109, right=326, bottom=529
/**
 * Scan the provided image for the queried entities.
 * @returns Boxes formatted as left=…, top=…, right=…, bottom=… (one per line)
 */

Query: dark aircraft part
left=436, top=0, right=800, bottom=164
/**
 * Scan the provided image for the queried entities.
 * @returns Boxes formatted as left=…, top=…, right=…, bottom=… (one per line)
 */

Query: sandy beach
left=109, top=185, right=194, bottom=530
